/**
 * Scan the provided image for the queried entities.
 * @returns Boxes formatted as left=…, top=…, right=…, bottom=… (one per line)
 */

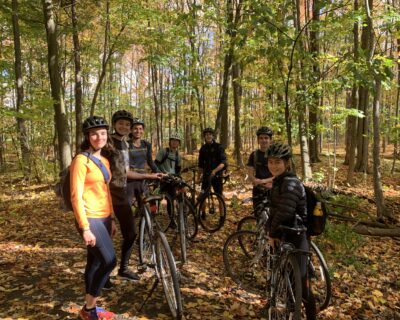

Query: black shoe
left=118, top=269, right=141, bottom=281
left=103, top=278, right=113, bottom=290
left=201, top=211, right=206, bottom=220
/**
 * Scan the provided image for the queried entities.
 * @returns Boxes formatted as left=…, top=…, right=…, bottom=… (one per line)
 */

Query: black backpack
left=155, top=147, right=181, bottom=173
left=55, top=152, right=111, bottom=212
left=304, top=185, right=328, bottom=236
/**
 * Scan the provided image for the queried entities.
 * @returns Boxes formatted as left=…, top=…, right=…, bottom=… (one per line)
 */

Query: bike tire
left=183, top=198, right=198, bottom=240
left=310, top=241, right=331, bottom=312
left=154, top=193, right=173, bottom=233
left=236, top=215, right=257, bottom=232
left=155, top=231, right=183, bottom=319
left=178, top=202, right=187, bottom=264
left=138, top=207, right=154, bottom=266
left=269, top=254, right=302, bottom=320
left=223, top=230, right=271, bottom=295
left=198, top=192, right=226, bottom=233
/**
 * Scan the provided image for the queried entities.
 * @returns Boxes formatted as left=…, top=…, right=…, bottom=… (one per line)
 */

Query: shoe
left=96, top=307, right=116, bottom=320
left=103, top=278, right=113, bottom=290
left=118, top=269, right=141, bottom=281
left=200, top=211, right=206, bottom=220
left=79, top=306, right=98, bottom=320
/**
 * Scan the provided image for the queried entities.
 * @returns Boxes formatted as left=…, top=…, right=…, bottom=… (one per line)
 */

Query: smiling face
left=258, top=134, right=272, bottom=151
left=204, top=132, right=214, bottom=144
left=114, top=119, right=132, bottom=136
left=88, top=128, right=108, bottom=151
left=267, top=157, right=289, bottom=177
left=169, top=139, right=180, bottom=149
left=131, top=124, right=144, bottom=140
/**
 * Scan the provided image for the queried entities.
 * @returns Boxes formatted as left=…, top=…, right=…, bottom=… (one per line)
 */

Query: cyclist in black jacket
left=266, top=142, right=316, bottom=320
left=198, top=127, right=227, bottom=196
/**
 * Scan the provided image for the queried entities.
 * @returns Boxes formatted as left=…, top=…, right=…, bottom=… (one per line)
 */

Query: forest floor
left=0, top=156, right=400, bottom=320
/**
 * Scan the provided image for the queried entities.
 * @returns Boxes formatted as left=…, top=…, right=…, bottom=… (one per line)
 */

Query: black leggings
left=113, top=203, right=136, bottom=271
left=85, top=217, right=117, bottom=297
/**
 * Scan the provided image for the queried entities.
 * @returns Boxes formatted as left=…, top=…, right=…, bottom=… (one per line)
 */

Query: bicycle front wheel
left=138, top=209, right=154, bottom=266
left=178, top=202, right=187, bottom=264
left=310, top=241, right=331, bottom=312
left=269, top=254, right=302, bottom=320
left=223, top=230, right=271, bottom=295
left=154, top=193, right=173, bottom=233
left=183, top=198, right=198, bottom=240
left=236, top=215, right=257, bottom=232
left=155, top=231, right=183, bottom=319
left=198, top=192, right=226, bottom=232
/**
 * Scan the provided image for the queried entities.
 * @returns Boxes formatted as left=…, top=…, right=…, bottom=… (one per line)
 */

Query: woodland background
left=0, top=0, right=400, bottom=319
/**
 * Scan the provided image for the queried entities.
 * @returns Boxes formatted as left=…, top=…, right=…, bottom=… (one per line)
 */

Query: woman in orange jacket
left=70, top=116, right=117, bottom=320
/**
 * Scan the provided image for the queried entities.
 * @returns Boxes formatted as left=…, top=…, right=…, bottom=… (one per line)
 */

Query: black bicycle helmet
left=132, top=117, right=145, bottom=128
left=82, top=116, right=109, bottom=133
left=256, top=126, right=273, bottom=137
left=267, top=142, right=292, bottom=159
left=203, top=127, right=215, bottom=135
left=112, top=109, right=133, bottom=125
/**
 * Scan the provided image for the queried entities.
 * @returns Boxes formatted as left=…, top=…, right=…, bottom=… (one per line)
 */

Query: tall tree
left=346, top=0, right=360, bottom=184
left=355, top=0, right=373, bottom=173
left=308, top=0, right=321, bottom=163
left=42, top=0, right=71, bottom=170
left=71, top=0, right=83, bottom=151
left=12, top=0, right=31, bottom=176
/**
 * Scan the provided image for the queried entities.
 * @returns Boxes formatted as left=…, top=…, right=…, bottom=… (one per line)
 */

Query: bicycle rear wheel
left=269, top=254, right=302, bottom=320
left=223, top=230, right=271, bottom=294
left=198, top=192, right=226, bottom=232
left=155, top=231, right=183, bottom=319
left=310, top=241, right=331, bottom=312
left=236, top=215, right=257, bottom=232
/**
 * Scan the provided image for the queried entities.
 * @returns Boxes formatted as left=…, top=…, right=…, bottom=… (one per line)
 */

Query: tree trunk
left=372, top=79, right=392, bottom=220
left=346, top=0, right=359, bottom=183
left=391, top=11, right=400, bottom=174
left=42, top=0, right=72, bottom=170
left=151, top=64, right=161, bottom=149
left=355, top=0, right=373, bottom=173
left=12, top=0, right=31, bottom=177
left=71, top=0, right=83, bottom=152
left=232, top=62, right=243, bottom=166
left=90, top=0, right=110, bottom=116
left=308, top=0, right=321, bottom=163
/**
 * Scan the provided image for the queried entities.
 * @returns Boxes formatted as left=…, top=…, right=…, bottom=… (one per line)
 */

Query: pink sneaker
left=96, top=307, right=116, bottom=320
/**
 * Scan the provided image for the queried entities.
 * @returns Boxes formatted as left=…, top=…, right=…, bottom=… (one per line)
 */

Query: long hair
left=79, top=131, right=115, bottom=156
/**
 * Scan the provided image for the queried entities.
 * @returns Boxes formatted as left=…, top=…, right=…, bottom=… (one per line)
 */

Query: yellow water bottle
left=311, top=202, right=324, bottom=234
left=313, top=202, right=323, bottom=216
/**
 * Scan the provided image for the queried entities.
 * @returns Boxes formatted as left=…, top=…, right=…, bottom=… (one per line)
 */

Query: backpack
left=55, top=152, right=111, bottom=212
left=304, top=185, right=328, bottom=236
left=155, top=147, right=181, bottom=173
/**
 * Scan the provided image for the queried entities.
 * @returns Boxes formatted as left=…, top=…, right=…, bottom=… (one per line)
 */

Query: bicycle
left=266, top=224, right=321, bottom=320
left=236, top=212, right=331, bottom=312
left=223, top=202, right=272, bottom=295
left=136, top=187, right=183, bottom=319
left=182, top=166, right=227, bottom=233
left=159, top=174, right=198, bottom=264
left=237, top=209, right=332, bottom=311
